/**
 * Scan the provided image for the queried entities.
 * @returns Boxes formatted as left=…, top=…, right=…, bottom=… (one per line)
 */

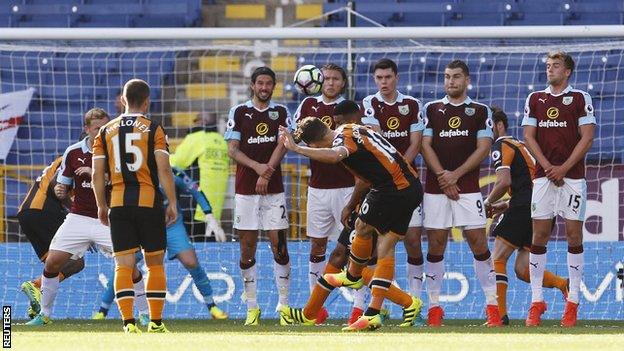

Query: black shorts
left=17, top=209, right=66, bottom=260
left=491, top=204, right=532, bottom=249
left=109, top=206, right=166, bottom=256
left=358, top=182, right=423, bottom=235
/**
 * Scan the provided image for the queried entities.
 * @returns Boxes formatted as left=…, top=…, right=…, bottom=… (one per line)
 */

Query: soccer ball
left=293, top=65, right=324, bottom=95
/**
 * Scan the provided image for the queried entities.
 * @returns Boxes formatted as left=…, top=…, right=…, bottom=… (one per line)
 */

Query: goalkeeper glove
left=205, top=213, right=226, bottom=242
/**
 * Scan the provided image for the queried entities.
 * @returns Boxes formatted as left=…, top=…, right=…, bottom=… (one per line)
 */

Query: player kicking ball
left=281, top=101, right=423, bottom=328
left=484, top=107, right=569, bottom=326
left=280, top=113, right=423, bottom=331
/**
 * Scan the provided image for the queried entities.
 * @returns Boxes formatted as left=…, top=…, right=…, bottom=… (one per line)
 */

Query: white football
left=293, top=65, right=324, bottom=95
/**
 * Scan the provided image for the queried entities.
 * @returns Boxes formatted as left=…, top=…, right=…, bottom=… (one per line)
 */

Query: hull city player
left=361, top=58, right=426, bottom=324
left=485, top=107, right=569, bottom=326
left=284, top=101, right=422, bottom=328
left=93, top=79, right=177, bottom=333
left=281, top=117, right=423, bottom=331
left=293, top=63, right=353, bottom=324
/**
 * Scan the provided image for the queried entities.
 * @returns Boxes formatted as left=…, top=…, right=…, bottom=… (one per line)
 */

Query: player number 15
left=111, top=133, right=144, bottom=173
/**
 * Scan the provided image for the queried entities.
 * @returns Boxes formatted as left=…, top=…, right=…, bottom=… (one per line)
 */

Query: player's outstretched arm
left=92, top=158, right=109, bottom=226
left=279, top=126, right=347, bottom=164
left=155, top=151, right=177, bottom=226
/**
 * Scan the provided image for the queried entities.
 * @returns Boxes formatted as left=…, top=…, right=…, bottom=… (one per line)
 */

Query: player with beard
left=224, top=67, right=292, bottom=326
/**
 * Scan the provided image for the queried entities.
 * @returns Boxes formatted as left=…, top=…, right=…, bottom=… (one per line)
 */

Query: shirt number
left=111, top=133, right=144, bottom=173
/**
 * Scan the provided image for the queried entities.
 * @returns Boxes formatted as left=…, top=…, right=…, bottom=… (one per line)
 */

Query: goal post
left=0, top=26, right=622, bottom=320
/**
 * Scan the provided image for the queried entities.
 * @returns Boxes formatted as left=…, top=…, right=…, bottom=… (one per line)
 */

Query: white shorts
left=423, top=192, right=486, bottom=229
left=306, top=186, right=354, bottom=241
left=531, top=177, right=587, bottom=221
left=49, top=213, right=113, bottom=257
left=409, top=204, right=423, bottom=228
left=233, top=193, right=289, bottom=231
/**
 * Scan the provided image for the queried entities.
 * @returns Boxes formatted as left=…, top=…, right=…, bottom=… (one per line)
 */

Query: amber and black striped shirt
left=333, top=124, right=419, bottom=192
left=93, top=113, right=169, bottom=208
left=18, top=157, right=65, bottom=214
left=491, top=136, right=536, bottom=207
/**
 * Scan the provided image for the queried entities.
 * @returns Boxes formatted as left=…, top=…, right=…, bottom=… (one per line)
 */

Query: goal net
left=0, top=35, right=622, bottom=320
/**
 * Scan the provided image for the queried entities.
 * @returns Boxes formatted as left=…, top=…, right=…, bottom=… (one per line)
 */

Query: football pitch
left=11, top=319, right=624, bottom=351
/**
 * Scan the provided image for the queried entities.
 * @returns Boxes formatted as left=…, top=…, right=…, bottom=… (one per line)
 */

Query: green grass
left=12, top=319, right=624, bottom=351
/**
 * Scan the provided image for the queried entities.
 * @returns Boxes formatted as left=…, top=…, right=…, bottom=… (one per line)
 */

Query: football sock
left=114, top=265, right=135, bottom=323
left=474, top=251, right=497, bottom=305
left=362, top=266, right=412, bottom=308
left=426, top=254, right=445, bottom=307
left=567, top=245, right=584, bottom=304
left=303, top=262, right=340, bottom=319
left=529, top=245, right=547, bottom=302
left=407, top=255, right=424, bottom=298
left=40, top=270, right=60, bottom=317
left=240, top=259, right=258, bottom=309
left=273, top=259, right=291, bottom=307
left=187, top=265, right=215, bottom=305
left=100, top=271, right=115, bottom=310
left=309, top=254, right=326, bottom=293
left=369, top=257, right=394, bottom=311
left=494, top=259, right=508, bottom=316
left=133, top=271, right=149, bottom=315
left=348, top=235, right=373, bottom=278
left=145, top=264, right=166, bottom=322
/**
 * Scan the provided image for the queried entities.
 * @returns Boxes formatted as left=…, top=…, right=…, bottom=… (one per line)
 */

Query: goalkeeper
left=170, top=113, right=229, bottom=239
left=93, top=167, right=227, bottom=320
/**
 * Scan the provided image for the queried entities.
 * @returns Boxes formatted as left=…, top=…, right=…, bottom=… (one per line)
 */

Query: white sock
left=352, top=286, right=368, bottom=310
left=273, top=261, right=291, bottom=307
left=407, top=262, right=424, bottom=297
left=529, top=251, right=547, bottom=302
left=474, top=254, right=497, bottom=305
left=308, top=257, right=326, bottom=293
left=426, top=258, right=445, bottom=308
left=567, top=250, right=584, bottom=304
left=133, top=276, right=149, bottom=315
left=40, top=274, right=60, bottom=317
left=241, top=264, right=258, bottom=309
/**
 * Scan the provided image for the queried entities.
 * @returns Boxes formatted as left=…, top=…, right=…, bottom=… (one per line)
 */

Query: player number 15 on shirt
left=111, top=132, right=143, bottom=173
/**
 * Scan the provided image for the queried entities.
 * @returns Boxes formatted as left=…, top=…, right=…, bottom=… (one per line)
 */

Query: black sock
left=151, top=319, right=162, bottom=326
left=207, top=303, right=216, bottom=309
left=123, top=318, right=136, bottom=327
left=98, top=307, right=109, bottom=316
left=364, top=307, right=380, bottom=316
